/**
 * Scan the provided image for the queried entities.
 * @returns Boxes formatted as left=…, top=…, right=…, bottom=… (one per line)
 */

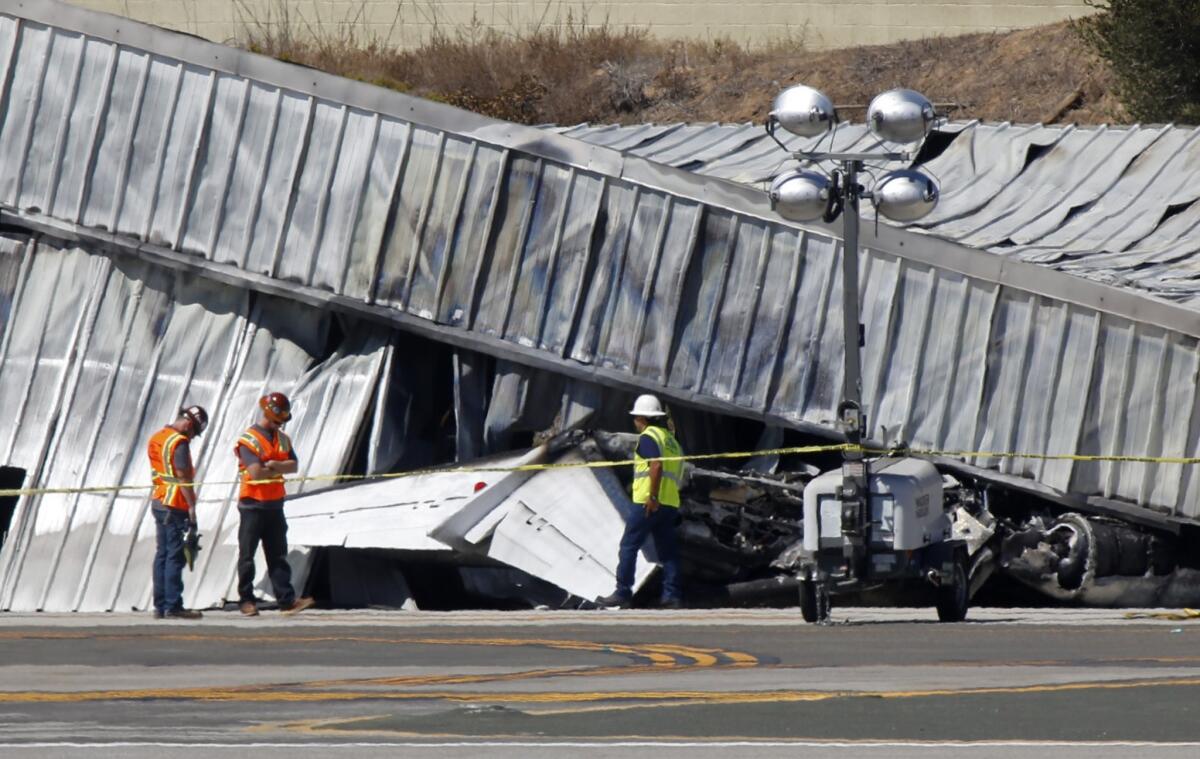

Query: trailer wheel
left=935, top=553, right=969, bottom=622
left=800, top=580, right=829, bottom=624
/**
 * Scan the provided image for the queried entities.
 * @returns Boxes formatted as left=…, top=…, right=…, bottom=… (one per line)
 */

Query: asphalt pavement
left=1, top=606, right=1198, bottom=756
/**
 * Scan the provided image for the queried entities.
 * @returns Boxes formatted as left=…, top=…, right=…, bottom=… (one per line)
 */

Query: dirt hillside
left=649, top=22, right=1123, bottom=126
left=245, top=20, right=1123, bottom=126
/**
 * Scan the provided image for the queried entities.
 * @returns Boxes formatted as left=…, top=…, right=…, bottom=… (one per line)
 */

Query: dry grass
left=236, top=2, right=1125, bottom=126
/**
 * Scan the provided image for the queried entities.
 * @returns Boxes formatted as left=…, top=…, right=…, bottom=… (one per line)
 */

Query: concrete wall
left=67, top=1, right=1096, bottom=50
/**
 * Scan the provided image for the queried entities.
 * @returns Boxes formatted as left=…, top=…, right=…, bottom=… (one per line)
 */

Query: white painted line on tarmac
left=5, top=741, right=1200, bottom=748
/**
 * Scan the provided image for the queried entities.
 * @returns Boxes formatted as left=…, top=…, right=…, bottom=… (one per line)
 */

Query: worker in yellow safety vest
left=147, top=405, right=208, bottom=620
left=233, top=391, right=314, bottom=617
left=596, top=394, right=685, bottom=609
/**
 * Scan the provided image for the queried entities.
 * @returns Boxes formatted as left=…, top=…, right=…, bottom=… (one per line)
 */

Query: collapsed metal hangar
left=1, top=0, right=1199, bottom=611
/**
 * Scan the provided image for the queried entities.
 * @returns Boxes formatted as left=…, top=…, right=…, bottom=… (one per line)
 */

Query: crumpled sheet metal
left=487, top=451, right=655, bottom=601
left=559, top=119, right=1200, bottom=304
left=552, top=122, right=881, bottom=185
left=0, top=234, right=389, bottom=611
left=924, top=125, right=1166, bottom=249
left=283, top=446, right=653, bottom=603
left=284, top=449, right=543, bottom=552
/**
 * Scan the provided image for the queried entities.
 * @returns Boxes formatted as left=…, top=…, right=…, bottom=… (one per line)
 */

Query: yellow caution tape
left=0, top=444, right=851, bottom=499
left=877, top=447, right=1200, bottom=466
left=1, top=442, right=1197, bottom=500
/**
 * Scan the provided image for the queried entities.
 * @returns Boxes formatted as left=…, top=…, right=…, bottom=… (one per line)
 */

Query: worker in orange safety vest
left=147, top=405, right=208, bottom=620
left=234, top=391, right=314, bottom=617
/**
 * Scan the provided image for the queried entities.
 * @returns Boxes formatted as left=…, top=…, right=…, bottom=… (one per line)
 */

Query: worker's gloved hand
left=183, top=526, right=202, bottom=572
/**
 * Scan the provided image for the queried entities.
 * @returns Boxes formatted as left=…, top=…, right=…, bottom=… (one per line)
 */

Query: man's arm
left=646, top=460, right=663, bottom=514
left=265, top=442, right=298, bottom=475
left=266, top=459, right=298, bottom=475
left=238, top=445, right=275, bottom=481
left=174, top=441, right=198, bottom=521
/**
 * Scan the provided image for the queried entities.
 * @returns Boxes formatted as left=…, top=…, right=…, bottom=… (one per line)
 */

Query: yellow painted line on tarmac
left=246, top=714, right=411, bottom=737
left=0, top=629, right=758, bottom=665
left=262, top=712, right=1080, bottom=743
left=297, top=648, right=759, bottom=690
left=250, top=718, right=523, bottom=741
left=637, top=645, right=718, bottom=667
left=0, top=631, right=761, bottom=700
left=989, top=655, right=1200, bottom=667
left=0, top=631, right=735, bottom=667
left=524, top=699, right=715, bottom=716
left=6, top=675, right=1200, bottom=705
left=0, top=631, right=96, bottom=640
left=319, top=667, right=601, bottom=688
left=0, top=688, right=740, bottom=704
left=300, top=664, right=665, bottom=689
left=721, top=651, right=760, bottom=666
left=247, top=715, right=543, bottom=742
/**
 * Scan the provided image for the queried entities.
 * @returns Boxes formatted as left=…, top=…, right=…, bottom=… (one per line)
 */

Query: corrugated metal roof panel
left=558, top=119, right=1200, bottom=306
left=0, top=234, right=389, bottom=611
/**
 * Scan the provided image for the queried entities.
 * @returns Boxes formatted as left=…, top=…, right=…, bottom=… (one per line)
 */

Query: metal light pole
left=836, top=157, right=868, bottom=578
left=767, top=86, right=940, bottom=583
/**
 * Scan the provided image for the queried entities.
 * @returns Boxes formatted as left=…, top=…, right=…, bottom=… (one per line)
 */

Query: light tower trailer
left=797, top=456, right=973, bottom=623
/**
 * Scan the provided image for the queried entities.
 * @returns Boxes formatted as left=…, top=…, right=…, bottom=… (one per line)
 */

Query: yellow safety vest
left=632, top=425, right=684, bottom=507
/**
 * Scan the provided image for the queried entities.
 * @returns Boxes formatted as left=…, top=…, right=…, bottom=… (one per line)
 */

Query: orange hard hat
left=259, top=392, right=292, bottom=423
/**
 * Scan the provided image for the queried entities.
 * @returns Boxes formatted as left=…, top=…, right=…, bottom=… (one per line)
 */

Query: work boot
left=280, top=596, right=315, bottom=615
left=240, top=601, right=259, bottom=617
left=595, top=592, right=632, bottom=609
left=164, top=608, right=203, bottom=620
left=152, top=609, right=164, bottom=620
left=659, top=598, right=684, bottom=610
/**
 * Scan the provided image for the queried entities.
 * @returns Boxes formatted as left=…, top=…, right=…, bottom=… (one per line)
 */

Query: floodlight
left=867, top=88, right=935, bottom=144
left=872, top=169, right=939, bottom=221
left=770, top=85, right=836, bottom=138
left=769, top=170, right=833, bottom=222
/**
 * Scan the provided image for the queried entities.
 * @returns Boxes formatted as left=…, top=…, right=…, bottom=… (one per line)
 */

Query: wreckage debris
left=1000, top=512, right=1200, bottom=607
left=286, top=429, right=1200, bottom=611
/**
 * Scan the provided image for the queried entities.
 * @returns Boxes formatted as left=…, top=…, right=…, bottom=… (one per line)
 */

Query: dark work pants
left=152, top=505, right=189, bottom=613
left=615, top=504, right=682, bottom=602
left=237, top=506, right=295, bottom=606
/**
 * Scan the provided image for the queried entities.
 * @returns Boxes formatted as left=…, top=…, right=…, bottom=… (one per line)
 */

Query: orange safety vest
left=236, top=426, right=292, bottom=503
left=148, top=426, right=192, bottom=511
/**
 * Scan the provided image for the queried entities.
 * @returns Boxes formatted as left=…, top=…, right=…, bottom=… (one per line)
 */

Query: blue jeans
left=152, top=505, right=189, bottom=613
left=615, top=504, right=682, bottom=602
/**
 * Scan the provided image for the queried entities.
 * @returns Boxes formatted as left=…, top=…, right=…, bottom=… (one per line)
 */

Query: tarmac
left=1, top=607, right=1199, bottom=757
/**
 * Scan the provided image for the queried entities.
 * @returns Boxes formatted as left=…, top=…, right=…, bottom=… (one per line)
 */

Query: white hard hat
left=630, top=394, right=666, bottom=418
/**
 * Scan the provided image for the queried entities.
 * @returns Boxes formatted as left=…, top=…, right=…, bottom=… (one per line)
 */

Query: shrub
left=1075, top=0, right=1200, bottom=123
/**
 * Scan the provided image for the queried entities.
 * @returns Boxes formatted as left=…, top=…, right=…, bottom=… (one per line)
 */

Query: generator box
left=803, top=457, right=947, bottom=552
